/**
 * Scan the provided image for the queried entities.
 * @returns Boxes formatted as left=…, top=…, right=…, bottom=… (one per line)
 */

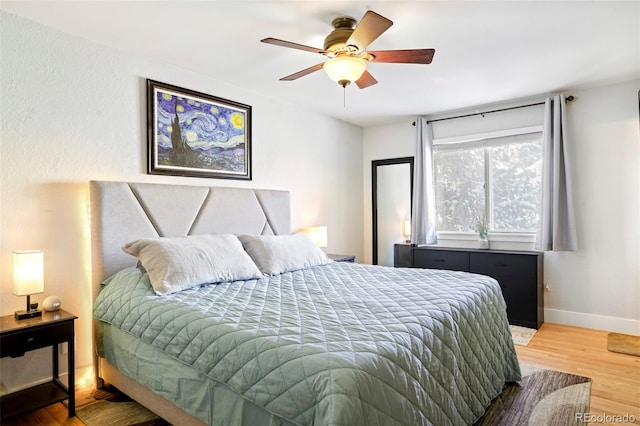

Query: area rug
left=76, top=387, right=168, bottom=426
left=475, top=364, right=591, bottom=426
left=77, top=364, right=590, bottom=426
left=511, top=325, right=537, bottom=346
left=607, top=332, right=640, bottom=357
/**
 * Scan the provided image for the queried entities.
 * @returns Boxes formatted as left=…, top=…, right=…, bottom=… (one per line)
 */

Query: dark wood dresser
left=394, top=244, right=543, bottom=329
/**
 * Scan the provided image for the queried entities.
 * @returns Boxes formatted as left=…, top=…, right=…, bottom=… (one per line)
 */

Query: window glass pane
left=490, top=140, right=542, bottom=231
left=434, top=147, right=485, bottom=231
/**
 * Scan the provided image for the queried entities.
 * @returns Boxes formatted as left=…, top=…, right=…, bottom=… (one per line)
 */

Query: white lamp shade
left=323, top=56, right=366, bottom=85
left=13, top=250, right=44, bottom=296
left=303, top=226, right=328, bottom=248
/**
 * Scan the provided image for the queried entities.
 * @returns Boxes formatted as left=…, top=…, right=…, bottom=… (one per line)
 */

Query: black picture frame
left=147, top=79, right=252, bottom=180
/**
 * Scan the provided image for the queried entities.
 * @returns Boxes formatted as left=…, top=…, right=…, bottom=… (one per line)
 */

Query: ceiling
left=2, top=1, right=639, bottom=127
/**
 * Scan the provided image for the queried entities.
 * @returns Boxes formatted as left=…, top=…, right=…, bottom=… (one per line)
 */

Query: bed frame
left=89, top=180, right=291, bottom=425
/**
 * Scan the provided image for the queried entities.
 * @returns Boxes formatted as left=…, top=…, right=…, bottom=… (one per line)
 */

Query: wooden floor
left=516, top=323, right=640, bottom=425
left=3, top=323, right=639, bottom=425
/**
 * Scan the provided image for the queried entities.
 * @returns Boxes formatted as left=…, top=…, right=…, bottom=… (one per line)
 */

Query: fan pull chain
left=343, top=87, right=346, bottom=108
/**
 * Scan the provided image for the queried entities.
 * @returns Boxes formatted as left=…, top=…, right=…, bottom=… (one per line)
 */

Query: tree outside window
left=434, top=133, right=542, bottom=234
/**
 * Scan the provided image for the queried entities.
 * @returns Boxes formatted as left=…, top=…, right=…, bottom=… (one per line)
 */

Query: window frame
left=432, top=125, right=543, bottom=242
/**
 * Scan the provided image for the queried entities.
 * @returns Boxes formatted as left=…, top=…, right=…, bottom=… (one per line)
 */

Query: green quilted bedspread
left=94, top=261, right=521, bottom=425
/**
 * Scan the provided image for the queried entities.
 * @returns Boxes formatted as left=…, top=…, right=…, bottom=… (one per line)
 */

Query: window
left=433, top=129, right=542, bottom=234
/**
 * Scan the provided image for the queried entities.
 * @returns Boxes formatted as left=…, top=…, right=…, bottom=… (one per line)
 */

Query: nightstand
left=328, top=254, right=356, bottom=262
left=0, top=309, right=77, bottom=420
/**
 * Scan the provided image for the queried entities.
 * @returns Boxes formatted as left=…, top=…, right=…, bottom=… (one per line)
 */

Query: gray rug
left=475, top=364, right=591, bottom=425
left=77, top=364, right=591, bottom=426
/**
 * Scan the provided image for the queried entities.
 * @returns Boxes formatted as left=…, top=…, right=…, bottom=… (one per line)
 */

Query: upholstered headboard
left=89, top=180, right=290, bottom=299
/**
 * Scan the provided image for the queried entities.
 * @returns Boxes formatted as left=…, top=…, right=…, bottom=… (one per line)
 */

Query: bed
left=90, top=180, right=521, bottom=426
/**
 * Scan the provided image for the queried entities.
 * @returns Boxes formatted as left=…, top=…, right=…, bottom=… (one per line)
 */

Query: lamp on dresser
left=13, top=250, right=44, bottom=320
left=403, top=220, right=411, bottom=243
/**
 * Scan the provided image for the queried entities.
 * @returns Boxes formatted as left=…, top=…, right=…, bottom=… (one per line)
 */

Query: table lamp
left=13, top=250, right=44, bottom=320
left=403, top=220, right=411, bottom=243
left=303, top=226, right=328, bottom=248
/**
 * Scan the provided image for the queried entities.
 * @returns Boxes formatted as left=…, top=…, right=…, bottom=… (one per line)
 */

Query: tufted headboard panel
left=89, top=180, right=290, bottom=299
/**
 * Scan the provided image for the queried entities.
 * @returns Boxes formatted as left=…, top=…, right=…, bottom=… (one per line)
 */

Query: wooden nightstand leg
left=52, top=343, right=59, bottom=379
left=68, top=339, right=75, bottom=417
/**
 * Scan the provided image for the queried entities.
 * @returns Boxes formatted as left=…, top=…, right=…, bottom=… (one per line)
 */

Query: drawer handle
left=27, top=337, right=34, bottom=342
left=434, top=259, right=445, bottom=262
left=498, top=263, right=509, bottom=267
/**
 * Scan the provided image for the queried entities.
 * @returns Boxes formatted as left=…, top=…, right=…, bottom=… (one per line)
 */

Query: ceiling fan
left=261, top=10, right=435, bottom=89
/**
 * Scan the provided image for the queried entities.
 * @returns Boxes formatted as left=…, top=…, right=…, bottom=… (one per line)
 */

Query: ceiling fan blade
left=368, top=49, right=436, bottom=64
left=280, top=63, right=325, bottom=81
left=355, top=70, right=378, bottom=89
left=346, top=11, right=393, bottom=51
left=261, top=37, right=326, bottom=55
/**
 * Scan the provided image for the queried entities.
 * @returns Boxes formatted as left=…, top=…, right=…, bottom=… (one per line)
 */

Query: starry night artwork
left=147, top=80, right=252, bottom=180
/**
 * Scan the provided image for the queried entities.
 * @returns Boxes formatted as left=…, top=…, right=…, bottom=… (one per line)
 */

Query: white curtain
left=411, top=118, right=437, bottom=245
left=535, top=94, right=578, bottom=251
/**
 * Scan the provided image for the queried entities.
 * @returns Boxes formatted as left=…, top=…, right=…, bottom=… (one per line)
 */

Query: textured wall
left=0, top=12, right=363, bottom=392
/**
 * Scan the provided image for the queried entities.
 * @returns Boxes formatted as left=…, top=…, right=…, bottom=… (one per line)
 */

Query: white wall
left=363, top=122, right=416, bottom=264
left=0, top=12, right=363, bottom=392
left=544, top=81, right=639, bottom=334
left=363, top=79, right=640, bottom=334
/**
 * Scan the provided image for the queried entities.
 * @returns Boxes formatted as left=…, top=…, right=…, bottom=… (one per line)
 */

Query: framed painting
left=147, top=79, right=252, bottom=180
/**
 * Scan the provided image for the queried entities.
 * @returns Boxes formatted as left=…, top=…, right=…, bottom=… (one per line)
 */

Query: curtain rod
left=412, top=95, right=574, bottom=126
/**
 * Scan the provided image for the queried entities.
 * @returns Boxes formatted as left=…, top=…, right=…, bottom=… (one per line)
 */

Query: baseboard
left=544, top=308, right=640, bottom=335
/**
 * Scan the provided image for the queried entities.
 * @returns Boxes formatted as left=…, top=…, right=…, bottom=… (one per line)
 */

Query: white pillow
left=122, top=234, right=263, bottom=295
left=238, top=233, right=331, bottom=275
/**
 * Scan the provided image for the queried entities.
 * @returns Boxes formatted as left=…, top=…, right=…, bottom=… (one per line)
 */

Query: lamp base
left=15, top=309, right=42, bottom=320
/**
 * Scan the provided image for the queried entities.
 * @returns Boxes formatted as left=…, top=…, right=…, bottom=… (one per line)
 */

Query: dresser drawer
left=413, top=249, right=469, bottom=271
left=470, top=252, right=537, bottom=281
left=470, top=252, right=541, bottom=328
left=1, top=321, right=73, bottom=357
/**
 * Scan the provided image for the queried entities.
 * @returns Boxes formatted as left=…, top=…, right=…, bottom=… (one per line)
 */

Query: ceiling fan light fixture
left=323, top=56, right=366, bottom=87
left=262, top=10, right=434, bottom=90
